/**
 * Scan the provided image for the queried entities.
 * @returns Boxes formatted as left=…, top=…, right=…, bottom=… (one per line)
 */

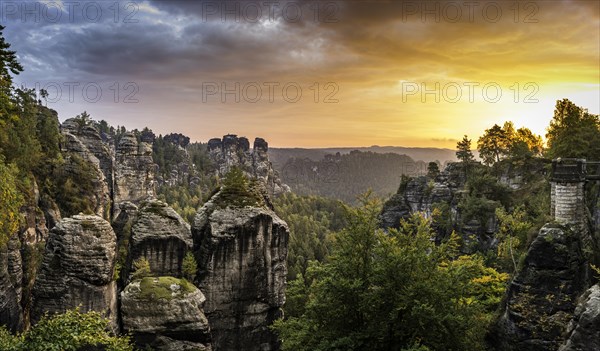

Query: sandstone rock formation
left=127, top=200, right=192, bottom=279
left=121, top=276, right=211, bottom=351
left=61, top=118, right=115, bottom=195
left=208, top=135, right=290, bottom=195
left=560, top=284, right=600, bottom=351
left=378, top=162, right=498, bottom=251
left=0, top=179, right=52, bottom=331
left=380, top=175, right=453, bottom=229
left=192, top=191, right=289, bottom=351
left=31, top=215, right=118, bottom=327
left=60, top=131, right=112, bottom=219
left=0, top=235, right=23, bottom=332
left=114, top=132, right=156, bottom=218
left=493, top=223, right=590, bottom=351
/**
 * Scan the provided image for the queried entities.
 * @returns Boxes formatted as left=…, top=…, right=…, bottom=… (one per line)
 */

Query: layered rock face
left=208, top=135, right=290, bottom=195
left=0, top=180, right=51, bottom=331
left=493, top=224, right=590, bottom=351
left=379, top=162, right=498, bottom=250
left=31, top=215, right=117, bottom=326
left=192, top=193, right=289, bottom=351
left=127, top=200, right=192, bottom=278
left=0, top=236, right=23, bottom=332
left=61, top=118, right=115, bottom=194
left=380, top=175, right=453, bottom=229
left=114, top=132, right=156, bottom=218
left=560, top=284, right=600, bottom=351
left=121, top=277, right=212, bottom=351
left=60, top=131, right=112, bottom=219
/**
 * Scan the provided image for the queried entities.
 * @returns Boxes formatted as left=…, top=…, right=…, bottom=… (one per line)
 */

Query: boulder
left=61, top=119, right=115, bottom=197
left=121, top=276, right=211, bottom=351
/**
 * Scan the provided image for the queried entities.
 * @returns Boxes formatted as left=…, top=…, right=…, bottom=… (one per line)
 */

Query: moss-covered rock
left=132, top=276, right=195, bottom=302
left=120, top=276, right=211, bottom=351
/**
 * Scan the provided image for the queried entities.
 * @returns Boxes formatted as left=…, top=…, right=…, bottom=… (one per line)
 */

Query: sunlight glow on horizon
left=5, top=0, right=598, bottom=149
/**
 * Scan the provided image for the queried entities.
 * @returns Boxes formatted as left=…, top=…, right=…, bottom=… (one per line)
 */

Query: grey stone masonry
left=551, top=159, right=586, bottom=227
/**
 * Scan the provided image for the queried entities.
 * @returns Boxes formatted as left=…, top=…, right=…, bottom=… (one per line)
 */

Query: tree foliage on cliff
left=477, top=122, right=543, bottom=166
left=216, top=167, right=265, bottom=208
left=0, top=308, right=133, bottom=351
left=0, top=159, right=22, bottom=247
left=456, top=135, right=475, bottom=164
left=274, top=194, right=507, bottom=351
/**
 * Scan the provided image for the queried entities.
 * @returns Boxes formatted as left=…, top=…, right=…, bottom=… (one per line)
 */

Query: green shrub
left=51, top=154, right=97, bottom=217
left=182, top=252, right=197, bottom=281
left=216, top=167, right=264, bottom=208
left=131, top=257, right=151, bottom=280
left=0, top=308, right=133, bottom=351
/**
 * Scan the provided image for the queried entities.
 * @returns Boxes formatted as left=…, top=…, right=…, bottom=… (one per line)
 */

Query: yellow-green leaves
left=0, top=159, right=23, bottom=248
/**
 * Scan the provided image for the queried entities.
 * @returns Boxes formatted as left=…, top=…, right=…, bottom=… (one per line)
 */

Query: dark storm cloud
left=3, top=0, right=342, bottom=84
left=0, top=0, right=596, bottom=147
left=3, top=0, right=597, bottom=84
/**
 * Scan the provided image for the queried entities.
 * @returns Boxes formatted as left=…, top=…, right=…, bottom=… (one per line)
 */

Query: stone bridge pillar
left=551, top=159, right=586, bottom=227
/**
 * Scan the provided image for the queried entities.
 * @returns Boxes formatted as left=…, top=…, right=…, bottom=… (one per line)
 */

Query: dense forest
left=279, top=151, right=428, bottom=203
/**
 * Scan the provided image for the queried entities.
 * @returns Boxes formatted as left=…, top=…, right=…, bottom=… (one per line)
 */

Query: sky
left=1, top=0, right=599, bottom=148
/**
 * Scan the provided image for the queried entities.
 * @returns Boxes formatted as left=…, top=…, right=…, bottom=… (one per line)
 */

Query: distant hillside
left=275, top=150, right=427, bottom=203
left=269, top=146, right=458, bottom=168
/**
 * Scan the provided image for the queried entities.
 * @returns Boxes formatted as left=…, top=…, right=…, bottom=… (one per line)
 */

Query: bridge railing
left=550, top=159, right=600, bottom=181
left=586, top=161, right=600, bottom=180
left=551, top=159, right=587, bottom=182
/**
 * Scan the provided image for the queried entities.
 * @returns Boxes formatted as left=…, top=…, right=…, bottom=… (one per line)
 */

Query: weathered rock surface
left=380, top=176, right=453, bottom=229
left=128, top=200, right=192, bottom=279
left=192, top=193, right=288, bottom=351
left=60, top=132, right=112, bottom=219
left=493, top=223, right=590, bottom=351
left=560, top=284, right=600, bottom=351
left=121, top=277, right=211, bottom=351
left=380, top=162, right=506, bottom=251
left=114, top=132, right=156, bottom=218
left=208, top=135, right=290, bottom=195
left=61, top=118, right=115, bottom=196
left=0, top=235, right=23, bottom=332
left=31, top=215, right=117, bottom=326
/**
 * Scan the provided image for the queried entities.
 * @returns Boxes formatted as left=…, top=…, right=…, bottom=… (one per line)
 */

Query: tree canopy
left=546, top=98, right=600, bottom=160
left=274, top=193, right=507, bottom=351
left=477, top=122, right=543, bottom=166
